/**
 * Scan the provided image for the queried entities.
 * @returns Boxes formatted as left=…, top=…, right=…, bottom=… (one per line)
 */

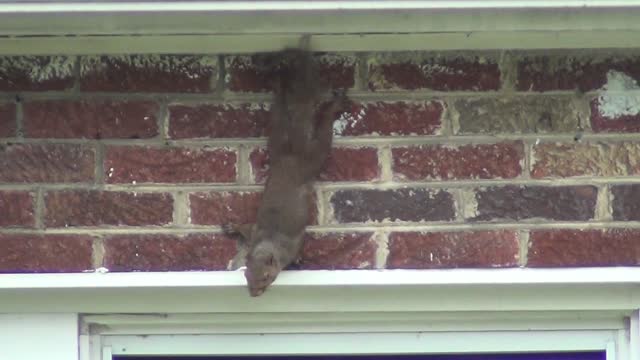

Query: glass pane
left=115, top=352, right=606, bottom=360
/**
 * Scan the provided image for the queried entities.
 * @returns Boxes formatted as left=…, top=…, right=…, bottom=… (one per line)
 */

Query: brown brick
left=105, top=146, right=236, bottom=184
left=392, top=142, right=523, bottom=181
left=590, top=97, right=640, bottom=133
left=0, top=234, right=93, bottom=273
left=80, top=55, right=217, bottom=92
left=454, top=96, right=582, bottom=134
left=0, top=56, right=75, bottom=91
left=0, top=191, right=34, bottom=227
left=330, top=188, right=455, bottom=223
left=300, top=232, right=376, bottom=270
left=190, top=191, right=261, bottom=225
left=335, top=100, right=443, bottom=137
left=250, top=147, right=380, bottom=184
left=471, top=185, right=597, bottom=222
left=44, top=190, right=172, bottom=227
left=368, top=53, right=500, bottom=91
left=532, top=142, right=640, bottom=178
left=23, top=100, right=158, bottom=139
left=169, top=103, right=270, bottom=139
left=611, top=185, right=640, bottom=221
left=0, top=144, right=94, bottom=183
left=103, top=234, right=236, bottom=271
left=516, top=54, right=640, bottom=92
left=387, top=230, right=519, bottom=269
left=528, top=229, right=640, bottom=267
left=0, top=103, right=16, bottom=137
left=225, top=53, right=355, bottom=92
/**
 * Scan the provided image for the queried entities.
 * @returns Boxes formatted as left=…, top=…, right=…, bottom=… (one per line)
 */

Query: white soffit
left=1, top=268, right=639, bottom=313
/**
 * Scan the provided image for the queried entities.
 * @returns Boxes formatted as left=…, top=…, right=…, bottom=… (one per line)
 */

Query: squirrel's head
left=244, top=243, right=281, bottom=297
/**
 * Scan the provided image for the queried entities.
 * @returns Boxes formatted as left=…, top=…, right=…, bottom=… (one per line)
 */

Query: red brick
left=169, top=103, right=270, bottom=139
left=393, top=142, right=523, bottom=181
left=105, top=146, right=236, bottom=184
left=23, top=100, right=158, bottom=139
left=471, top=185, right=597, bottom=222
left=330, top=188, right=455, bottom=223
left=387, top=231, right=519, bottom=269
left=103, top=234, right=235, bottom=271
left=225, top=53, right=355, bottom=92
left=0, top=234, right=93, bottom=273
left=532, top=142, right=640, bottom=178
left=0, top=56, right=75, bottom=91
left=190, top=191, right=261, bottom=225
left=0, top=191, right=34, bottom=227
left=528, top=229, right=640, bottom=267
left=368, top=54, right=500, bottom=91
left=590, top=97, right=640, bottom=133
left=0, top=144, right=94, bottom=183
left=44, top=190, right=173, bottom=227
left=250, top=147, right=380, bottom=184
left=516, top=54, right=640, bottom=92
left=0, top=103, right=16, bottom=137
left=300, top=232, right=376, bottom=270
left=611, top=185, right=640, bottom=221
left=334, top=101, right=443, bottom=136
left=79, top=55, right=217, bottom=92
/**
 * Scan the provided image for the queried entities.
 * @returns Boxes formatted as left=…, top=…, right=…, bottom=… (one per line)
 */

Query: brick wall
left=0, top=50, right=639, bottom=273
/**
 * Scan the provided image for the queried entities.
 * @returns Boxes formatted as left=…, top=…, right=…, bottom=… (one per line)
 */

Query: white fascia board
left=1, top=268, right=640, bottom=314
left=0, top=1, right=639, bottom=13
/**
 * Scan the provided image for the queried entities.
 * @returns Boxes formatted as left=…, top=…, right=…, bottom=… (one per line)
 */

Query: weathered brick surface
left=105, top=146, right=236, bottom=183
left=300, top=232, right=377, bottom=269
left=103, top=234, right=235, bottom=271
left=0, top=144, right=94, bottom=183
left=611, top=185, right=640, bottom=221
left=590, top=97, right=640, bottom=133
left=0, top=56, right=75, bottom=91
left=335, top=101, right=443, bottom=137
left=225, top=53, right=355, bottom=92
left=387, top=231, right=519, bottom=269
left=0, top=191, right=34, bottom=227
left=80, top=55, right=217, bottom=92
left=190, top=191, right=262, bottom=225
left=454, top=96, right=582, bottom=134
left=250, top=147, right=380, bottom=184
left=528, top=229, right=640, bottom=267
left=0, top=103, right=16, bottom=137
left=471, top=185, right=597, bottom=222
left=368, top=53, right=500, bottom=91
left=0, top=234, right=93, bottom=273
left=169, top=103, right=270, bottom=139
left=392, top=142, right=523, bottom=181
left=23, top=100, right=158, bottom=139
left=330, top=188, right=455, bottom=223
left=44, top=191, right=173, bottom=227
left=532, top=142, right=640, bottom=178
left=517, top=54, right=640, bottom=92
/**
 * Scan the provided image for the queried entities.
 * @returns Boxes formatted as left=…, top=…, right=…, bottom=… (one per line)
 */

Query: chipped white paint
left=597, top=70, right=640, bottom=119
left=334, top=108, right=365, bottom=135
left=0, top=55, right=74, bottom=82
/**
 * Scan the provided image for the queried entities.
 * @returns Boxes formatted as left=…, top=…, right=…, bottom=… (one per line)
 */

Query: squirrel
left=223, top=37, right=350, bottom=296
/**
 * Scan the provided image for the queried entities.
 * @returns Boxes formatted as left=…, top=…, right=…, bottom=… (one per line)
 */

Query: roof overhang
left=1, top=1, right=640, bottom=54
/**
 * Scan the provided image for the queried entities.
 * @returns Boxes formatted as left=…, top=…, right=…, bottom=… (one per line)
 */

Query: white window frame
left=1, top=268, right=639, bottom=360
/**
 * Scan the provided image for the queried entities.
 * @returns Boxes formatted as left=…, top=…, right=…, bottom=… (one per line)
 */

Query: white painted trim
left=631, top=310, right=640, bottom=360
left=2, top=268, right=639, bottom=289
left=1, top=31, right=640, bottom=55
left=1, top=1, right=640, bottom=13
left=0, top=314, right=79, bottom=360
left=101, top=331, right=618, bottom=356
